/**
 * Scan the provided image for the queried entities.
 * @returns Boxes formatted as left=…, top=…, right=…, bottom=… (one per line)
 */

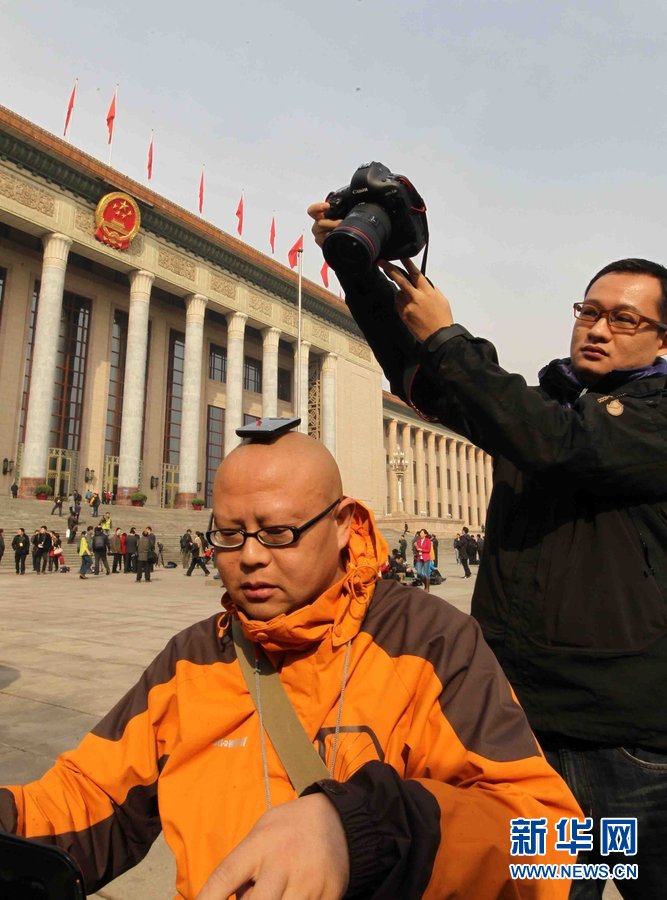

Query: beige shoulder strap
left=231, top=617, right=329, bottom=795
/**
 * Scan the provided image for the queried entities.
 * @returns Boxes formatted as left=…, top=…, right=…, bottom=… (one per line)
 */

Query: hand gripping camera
left=322, top=161, right=429, bottom=275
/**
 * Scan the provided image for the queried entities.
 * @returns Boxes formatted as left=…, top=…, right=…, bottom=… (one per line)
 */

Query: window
left=50, top=291, right=91, bottom=451
left=243, top=357, right=262, bottom=393
left=105, top=310, right=128, bottom=456
left=205, top=406, right=225, bottom=507
left=18, top=281, right=39, bottom=444
left=163, top=330, right=185, bottom=465
left=277, top=366, right=292, bottom=402
left=243, top=413, right=257, bottom=425
left=209, top=344, right=227, bottom=382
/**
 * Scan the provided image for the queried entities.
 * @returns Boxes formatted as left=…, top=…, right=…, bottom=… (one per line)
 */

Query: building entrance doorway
left=46, top=448, right=79, bottom=498
left=161, top=463, right=179, bottom=508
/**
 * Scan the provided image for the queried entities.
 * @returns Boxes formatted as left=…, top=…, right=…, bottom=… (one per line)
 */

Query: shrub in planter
left=192, top=497, right=206, bottom=510
left=34, top=483, right=54, bottom=499
left=130, top=491, right=147, bottom=507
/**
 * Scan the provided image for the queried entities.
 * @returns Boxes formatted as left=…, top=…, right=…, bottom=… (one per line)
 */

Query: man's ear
left=335, top=497, right=356, bottom=548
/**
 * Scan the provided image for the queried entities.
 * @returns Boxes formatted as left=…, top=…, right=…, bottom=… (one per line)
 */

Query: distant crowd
left=380, top=524, right=485, bottom=592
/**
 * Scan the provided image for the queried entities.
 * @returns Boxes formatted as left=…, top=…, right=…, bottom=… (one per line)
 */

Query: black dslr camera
left=323, top=161, right=428, bottom=275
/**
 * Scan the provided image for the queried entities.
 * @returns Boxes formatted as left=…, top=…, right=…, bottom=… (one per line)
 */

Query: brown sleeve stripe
left=30, top=762, right=166, bottom=894
left=92, top=614, right=234, bottom=743
left=0, top=787, right=18, bottom=832
left=362, top=581, right=540, bottom=762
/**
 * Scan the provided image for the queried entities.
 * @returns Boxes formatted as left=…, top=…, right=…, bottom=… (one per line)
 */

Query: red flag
left=269, top=216, right=276, bottom=254
left=288, top=234, right=303, bottom=269
left=320, top=260, right=330, bottom=288
left=147, top=131, right=154, bottom=181
left=198, top=166, right=205, bottom=214
left=235, top=193, right=244, bottom=235
left=63, top=79, right=77, bottom=136
left=106, top=89, right=116, bottom=145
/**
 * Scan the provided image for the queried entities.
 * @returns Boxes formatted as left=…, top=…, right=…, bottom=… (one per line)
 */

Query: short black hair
left=585, top=258, right=667, bottom=324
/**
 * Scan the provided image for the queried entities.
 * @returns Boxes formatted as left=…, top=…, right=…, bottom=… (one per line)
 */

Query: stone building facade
left=0, top=104, right=488, bottom=529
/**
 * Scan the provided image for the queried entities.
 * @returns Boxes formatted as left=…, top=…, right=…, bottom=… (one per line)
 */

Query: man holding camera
left=310, top=192, right=667, bottom=898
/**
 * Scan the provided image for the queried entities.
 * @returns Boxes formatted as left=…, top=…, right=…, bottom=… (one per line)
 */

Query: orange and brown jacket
left=0, top=503, right=581, bottom=897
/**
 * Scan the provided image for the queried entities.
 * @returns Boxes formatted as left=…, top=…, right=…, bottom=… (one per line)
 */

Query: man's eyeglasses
left=573, top=302, right=667, bottom=333
left=206, top=498, right=342, bottom=549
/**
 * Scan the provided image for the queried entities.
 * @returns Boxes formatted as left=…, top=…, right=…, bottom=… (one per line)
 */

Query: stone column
left=300, top=341, right=311, bottom=433
left=457, top=441, right=468, bottom=525
left=20, top=233, right=72, bottom=496
left=484, top=453, right=494, bottom=525
left=321, top=352, right=337, bottom=454
left=414, top=428, right=426, bottom=517
left=426, top=432, right=438, bottom=518
left=224, top=312, right=247, bottom=455
left=438, top=436, right=449, bottom=519
left=468, top=444, right=480, bottom=529
left=175, top=293, right=208, bottom=508
left=387, top=419, right=398, bottom=514
left=261, top=326, right=281, bottom=418
left=476, top=448, right=487, bottom=529
left=401, top=424, right=414, bottom=516
left=116, top=270, right=154, bottom=503
left=448, top=438, right=459, bottom=520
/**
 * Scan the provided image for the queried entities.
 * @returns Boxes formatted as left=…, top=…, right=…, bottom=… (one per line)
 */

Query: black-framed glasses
left=573, top=302, right=667, bottom=333
left=206, top=498, right=343, bottom=549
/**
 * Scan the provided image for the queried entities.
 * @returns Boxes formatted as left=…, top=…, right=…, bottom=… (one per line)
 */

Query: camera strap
left=231, top=616, right=330, bottom=797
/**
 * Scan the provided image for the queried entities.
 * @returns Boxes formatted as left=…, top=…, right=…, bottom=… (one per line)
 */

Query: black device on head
left=235, top=417, right=301, bottom=442
left=323, top=161, right=429, bottom=276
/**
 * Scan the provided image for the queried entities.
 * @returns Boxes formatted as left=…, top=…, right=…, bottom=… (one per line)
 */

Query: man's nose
left=587, top=314, right=613, bottom=339
left=238, top=535, right=272, bottom=567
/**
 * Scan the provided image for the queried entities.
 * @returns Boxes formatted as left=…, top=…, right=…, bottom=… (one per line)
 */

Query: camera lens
left=323, top=203, right=391, bottom=274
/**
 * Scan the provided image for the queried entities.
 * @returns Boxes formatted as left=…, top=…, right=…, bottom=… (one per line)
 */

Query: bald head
left=215, top=432, right=343, bottom=502
left=212, top=433, right=355, bottom=621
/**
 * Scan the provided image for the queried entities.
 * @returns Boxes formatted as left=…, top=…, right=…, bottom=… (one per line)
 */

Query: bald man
left=1, top=434, right=581, bottom=899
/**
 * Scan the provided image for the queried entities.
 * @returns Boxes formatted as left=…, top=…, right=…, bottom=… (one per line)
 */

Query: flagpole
left=296, top=244, right=303, bottom=431
left=108, top=84, right=118, bottom=167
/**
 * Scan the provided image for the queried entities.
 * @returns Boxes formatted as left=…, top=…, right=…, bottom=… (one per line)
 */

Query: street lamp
left=390, top=449, right=408, bottom=514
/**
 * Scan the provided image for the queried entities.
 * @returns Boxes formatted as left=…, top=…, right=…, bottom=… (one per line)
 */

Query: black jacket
left=341, top=267, right=667, bottom=751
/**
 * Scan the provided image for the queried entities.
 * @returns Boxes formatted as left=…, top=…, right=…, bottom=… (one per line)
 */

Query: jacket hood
left=220, top=500, right=389, bottom=653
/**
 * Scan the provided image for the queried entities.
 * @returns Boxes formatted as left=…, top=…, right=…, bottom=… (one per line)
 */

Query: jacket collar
left=538, top=356, right=667, bottom=403
left=221, top=500, right=389, bottom=653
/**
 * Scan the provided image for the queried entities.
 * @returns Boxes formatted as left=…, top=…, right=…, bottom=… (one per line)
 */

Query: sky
left=2, top=0, right=667, bottom=380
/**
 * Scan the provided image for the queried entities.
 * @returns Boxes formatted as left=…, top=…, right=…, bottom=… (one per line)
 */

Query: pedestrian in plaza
left=92, top=527, right=110, bottom=575
left=468, top=533, right=479, bottom=566
left=66, top=508, right=78, bottom=544
left=411, top=530, right=419, bottom=568
left=124, top=528, right=138, bottom=573
left=415, top=528, right=432, bottom=592
left=109, top=528, right=123, bottom=573
left=398, top=533, right=407, bottom=560
left=180, top=529, right=194, bottom=568
left=100, top=511, right=112, bottom=533
left=185, top=531, right=210, bottom=577
left=453, top=533, right=461, bottom=565
left=476, top=533, right=485, bottom=558
left=431, top=533, right=439, bottom=567
left=73, top=491, right=82, bottom=523
left=34, top=526, right=52, bottom=575
left=454, top=528, right=473, bottom=578
left=90, top=492, right=101, bottom=517
left=10, top=480, right=18, bottom=499
left=50, top=494, right=64, bottom=516
left=0, top=528, right=4, bottom=567
left=135, top=530, right=152, bottom=582
left=49, top=533, right=64, bottom=572
left=78, top=528, right=93, bottom=580
left=12, top=527, right=30, bottom=574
